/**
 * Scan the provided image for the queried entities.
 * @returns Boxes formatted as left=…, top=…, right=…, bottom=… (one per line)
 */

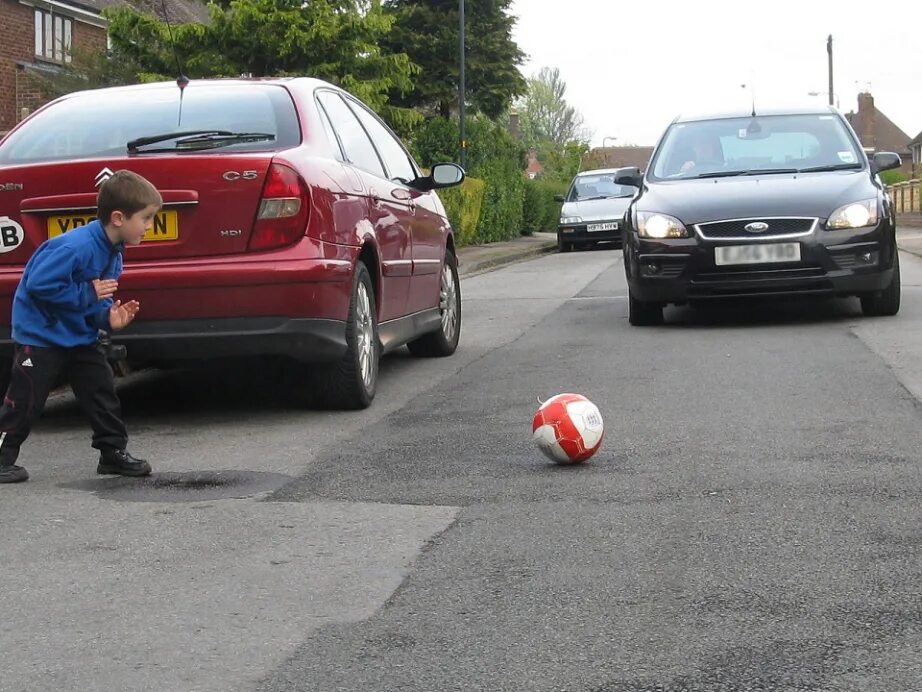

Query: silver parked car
left=555, top=168, right=638, bottom=251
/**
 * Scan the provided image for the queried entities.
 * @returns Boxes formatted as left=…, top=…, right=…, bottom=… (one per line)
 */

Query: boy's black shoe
left=97, top=449, right=151, bottom=477
left=0, top=465, right=29, bottom=483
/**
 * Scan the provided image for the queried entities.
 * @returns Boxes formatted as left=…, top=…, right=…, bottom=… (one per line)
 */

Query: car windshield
left=0, top=84, right=301, bottom=164
left=568, top=173, right=637, bottom=202
left=649, top=113, right=864, bottom=181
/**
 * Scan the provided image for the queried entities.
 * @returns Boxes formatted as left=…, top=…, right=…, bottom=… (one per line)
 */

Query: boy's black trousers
left=0, top=343, right=127, bottom=467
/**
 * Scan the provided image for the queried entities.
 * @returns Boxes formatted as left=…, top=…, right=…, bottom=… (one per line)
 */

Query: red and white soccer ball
left=532, top=393, right=604, bottom=464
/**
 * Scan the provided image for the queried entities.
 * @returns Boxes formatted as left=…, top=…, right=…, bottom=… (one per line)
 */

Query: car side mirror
left=615, top=167, right=643, bottom=188
left=554, top=194, right=566, bottom=203
left=871, top=151, right=902, bottom=174
left=410, top=162, right=465, bottom=191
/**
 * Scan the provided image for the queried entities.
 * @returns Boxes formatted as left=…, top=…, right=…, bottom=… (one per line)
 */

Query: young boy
left=0, top=170, right=161, bottom=483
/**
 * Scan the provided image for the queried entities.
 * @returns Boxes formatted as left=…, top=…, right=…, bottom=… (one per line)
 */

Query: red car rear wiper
left=128, top=130, right=233, bottom=152
left=127, top=130, right=275, bottom=153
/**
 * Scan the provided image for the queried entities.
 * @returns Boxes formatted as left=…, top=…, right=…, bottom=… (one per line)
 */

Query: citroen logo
left=94, top=167, right=115, bottom=187
left=744, top=221, right=770, bottom=233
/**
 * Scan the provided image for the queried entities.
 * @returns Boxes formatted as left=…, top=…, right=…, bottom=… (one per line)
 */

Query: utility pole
left=827, top=35, right=834, bottom=107
left=459, top=0, right=466, bottom=169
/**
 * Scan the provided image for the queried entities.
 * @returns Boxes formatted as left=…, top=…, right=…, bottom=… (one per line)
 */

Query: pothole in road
left=61, top=470, right=293, bottom=502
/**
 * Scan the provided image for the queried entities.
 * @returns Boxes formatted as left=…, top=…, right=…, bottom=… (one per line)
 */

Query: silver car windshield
left=568, top=174, right=636, bottom=202
left=649, top=113, right=863, bottom=181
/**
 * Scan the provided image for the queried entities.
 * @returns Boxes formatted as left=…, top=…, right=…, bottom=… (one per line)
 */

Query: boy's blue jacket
left=12, top=220, right=123, bottom=348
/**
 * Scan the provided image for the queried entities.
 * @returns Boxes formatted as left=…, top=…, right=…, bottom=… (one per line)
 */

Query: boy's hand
left=109, top=300, right=140, bottom=330
left=93, top=279, right=118, bottom=300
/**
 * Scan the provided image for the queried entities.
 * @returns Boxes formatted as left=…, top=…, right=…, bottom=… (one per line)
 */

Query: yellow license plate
left=47, top=211, right=179, bottom=241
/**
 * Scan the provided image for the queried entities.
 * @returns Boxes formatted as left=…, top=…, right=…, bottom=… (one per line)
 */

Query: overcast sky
left=510, top=0, right=922, bottom=147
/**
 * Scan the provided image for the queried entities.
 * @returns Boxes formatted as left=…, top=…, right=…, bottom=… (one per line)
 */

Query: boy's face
left=109, top=204, right=160, bottom=246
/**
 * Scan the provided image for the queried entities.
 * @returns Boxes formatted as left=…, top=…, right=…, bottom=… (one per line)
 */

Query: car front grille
left=695, top=217, right=817, bottom=240
left=688, top=266, right=833, bottom=296
left=694, top=266, right=827, bottom=282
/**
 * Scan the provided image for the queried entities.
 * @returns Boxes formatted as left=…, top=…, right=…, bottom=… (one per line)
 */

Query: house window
left=34, top=9, right=72, bottom=63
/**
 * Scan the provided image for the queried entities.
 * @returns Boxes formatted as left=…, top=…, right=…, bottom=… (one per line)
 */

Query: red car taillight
left=249, top=163, right=310, bottom=251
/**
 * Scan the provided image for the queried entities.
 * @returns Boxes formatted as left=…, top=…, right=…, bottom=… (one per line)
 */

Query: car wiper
left=797, top=163, right=863, bottom=173
left=580, top=195, right=618, bottom=201
left=175, top=132, right=275, bottom=149
left=747, top=168, right=799, bottom=175
left=696, top=170, right=751, bottom=179
left=127, top=130, right=275, bottom=153
left=697, top=168, right=799, bottom=179
left=128, top=130, right=234, bottom=152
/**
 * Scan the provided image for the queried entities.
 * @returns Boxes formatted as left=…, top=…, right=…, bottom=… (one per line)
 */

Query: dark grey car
left=616, top=107, right=903, bottom=325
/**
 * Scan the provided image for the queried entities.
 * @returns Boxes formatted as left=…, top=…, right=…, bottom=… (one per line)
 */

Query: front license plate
left=47, top=210, right=179, bottom=241
left=714, top=243, right=801, bottom=266
left=587, top=222, right=619, bottom=232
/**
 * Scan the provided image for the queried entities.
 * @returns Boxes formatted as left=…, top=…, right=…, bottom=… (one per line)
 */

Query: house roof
left=60, top=0, right=210, bottom=24
left=588, top=146, right=655, bottom=172
left=910, top=130, right=922, bottom=149
left=526, top=150, right=544, bottom=176
left=845, top=93, right=912, bottom=155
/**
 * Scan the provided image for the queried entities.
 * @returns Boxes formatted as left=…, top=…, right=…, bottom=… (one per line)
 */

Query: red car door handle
left=391, top=188, right=416, bottom=211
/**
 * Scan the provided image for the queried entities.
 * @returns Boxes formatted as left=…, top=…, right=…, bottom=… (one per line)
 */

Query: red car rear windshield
left=0, top=83, right=301, bottom=164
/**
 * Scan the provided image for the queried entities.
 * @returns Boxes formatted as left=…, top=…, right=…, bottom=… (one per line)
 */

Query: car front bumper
left=625, top=221, right=896, bottom=304
left=558, top=221, right=622, bottom=245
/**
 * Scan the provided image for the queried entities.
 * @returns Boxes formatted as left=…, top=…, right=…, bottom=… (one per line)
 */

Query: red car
left=0, top=78, right=465, bottom=409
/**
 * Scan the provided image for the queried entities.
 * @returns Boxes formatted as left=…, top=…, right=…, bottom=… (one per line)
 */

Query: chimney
left=857, top=92, right=876, bottom=150
left=508, top=108, right=520, bottom=140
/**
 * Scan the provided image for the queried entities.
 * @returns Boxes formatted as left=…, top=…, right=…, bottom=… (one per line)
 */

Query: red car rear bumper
left=0, top=242, right=360, bottom=364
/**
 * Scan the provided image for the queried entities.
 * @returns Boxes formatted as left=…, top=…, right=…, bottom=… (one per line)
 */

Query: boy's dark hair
left=96, top=170, right=163, bottom=225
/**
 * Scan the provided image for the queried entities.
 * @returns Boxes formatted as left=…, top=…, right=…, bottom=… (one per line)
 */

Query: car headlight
left=827, top=199, right=878, bottom=229
left=560, top=216, right=582, bottom=225
left=637, top=212, right=689, bottom=239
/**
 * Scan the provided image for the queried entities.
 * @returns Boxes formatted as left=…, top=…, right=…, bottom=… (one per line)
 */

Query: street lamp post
left=459, top=0, right=466, bottom=169
left=601, top=137, right=617, bottom=167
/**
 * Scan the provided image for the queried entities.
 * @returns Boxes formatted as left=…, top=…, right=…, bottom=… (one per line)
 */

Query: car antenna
left=160, top=0, right=189, bottom=126
left=741, top=82, right=756, bottom=117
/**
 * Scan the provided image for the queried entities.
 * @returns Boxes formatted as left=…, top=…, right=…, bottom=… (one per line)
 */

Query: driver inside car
left=678, top=136, right=725, bottom=174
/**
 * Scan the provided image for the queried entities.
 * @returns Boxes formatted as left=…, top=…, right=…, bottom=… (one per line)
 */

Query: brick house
left=908, top=131, right=922, bottom=175
left=583, top=146, right=654, bottom=173
left=844, top=92, right=913, bottom=175
left=1, top=0, right=208, bottom=134
left=525, top=148, right=544, bottom=179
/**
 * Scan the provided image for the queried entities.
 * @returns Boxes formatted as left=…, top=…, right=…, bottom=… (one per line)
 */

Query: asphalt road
left=5, top=246, right=922, bottom=691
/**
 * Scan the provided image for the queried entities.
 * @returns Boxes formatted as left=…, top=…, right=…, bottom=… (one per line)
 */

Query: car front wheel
left=860, top=253, right=901, bottom=317
left=628, top=291, right=664, bottom=326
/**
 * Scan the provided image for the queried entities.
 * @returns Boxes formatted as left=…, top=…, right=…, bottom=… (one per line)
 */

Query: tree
left=381, top=0, right=526, bottom=119
left=518, top=66, right=587, bottom=149
left=96, top=0, right=421, bottom=131
left=536, top=140, right=589, bottom=183
left=31, top=43, right=145, bottom=103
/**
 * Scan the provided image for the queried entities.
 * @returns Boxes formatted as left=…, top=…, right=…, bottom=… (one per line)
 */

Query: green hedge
left=522, top=179, right=568, bottom=233
left=412, top=115, right=527, bottom=245
left=475, top=157, right=525, bottom=243
left=437, top=176, right=486, bottom=246
left=882, top=170, right=909, bottom=186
